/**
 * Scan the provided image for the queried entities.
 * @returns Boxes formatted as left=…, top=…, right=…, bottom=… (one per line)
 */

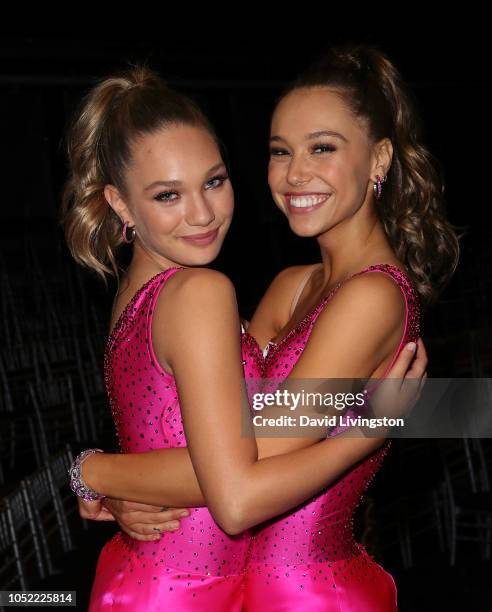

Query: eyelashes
left=153, top=174, right=229, bottom=203
left=206, top=174, right=229, bottom=189
left=269, top=143, right=337, bottom=157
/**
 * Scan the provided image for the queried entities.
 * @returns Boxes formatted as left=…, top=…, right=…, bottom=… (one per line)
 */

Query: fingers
left=118, top=520, right=181, bottom=541
left=404, top=339, right=427, bottom=380
left=134, top=521, right=181, bottom=535
left=82, top=500, right=115, bottom=521
left=113, top=508, right=189, bottom=526
left=416, top=337, right=428, bottom=367
left=78, top=498, right=103, bottom=519
left=406, top=338, right=428, bottom=377
left=120, top=527, right=164, bottom=542
left=400, top=368, right=427, bottom=413
left=417, top=371, right=428, bottom=397
left=113, top=508, right=190, bottom=541
left=96, top=508, right=116, bottom=521
left=385, top=341, right=417, bottom=380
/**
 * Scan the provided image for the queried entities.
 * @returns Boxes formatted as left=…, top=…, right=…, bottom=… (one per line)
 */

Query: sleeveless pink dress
left=88, top=267, right=253, bottom=611
left=241, top=263, right=421, bottom=611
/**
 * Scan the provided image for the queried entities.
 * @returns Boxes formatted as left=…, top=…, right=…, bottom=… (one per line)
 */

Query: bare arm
left=82, top=268, right=423, bottom=534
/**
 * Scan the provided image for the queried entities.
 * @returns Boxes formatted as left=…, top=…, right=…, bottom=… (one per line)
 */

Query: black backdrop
left=1, top=31, right=490, bottom=332
left=1, top=29, right=491, bottom=610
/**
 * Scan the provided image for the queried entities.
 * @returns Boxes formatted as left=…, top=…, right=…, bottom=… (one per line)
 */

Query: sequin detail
left=90, top=267, right=252, bottom=610
left=242, top=263, right=420, bottom=611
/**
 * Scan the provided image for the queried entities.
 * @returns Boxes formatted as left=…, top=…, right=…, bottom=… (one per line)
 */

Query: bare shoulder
left=154, top=267, right=236, bottom=313
left=153, top=267, right=237, bottom=337
left=345, top=268, right=405, bottom=297
left=318, top=270, right=406, bottom=328
left=151, top=268, right=239, bottom=372
left=294, top=269, right=409, bottom=378
left=161, top=267, right=234, bottom=294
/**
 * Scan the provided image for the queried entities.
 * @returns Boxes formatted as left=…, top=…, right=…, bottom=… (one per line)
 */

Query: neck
left=316, top=211, right=394, bottom=287
left=122, top=242, right=184, bottom=293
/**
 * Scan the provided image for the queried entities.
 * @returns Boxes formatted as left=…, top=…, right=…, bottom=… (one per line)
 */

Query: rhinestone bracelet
left=68, top=448, right=106, bottom=501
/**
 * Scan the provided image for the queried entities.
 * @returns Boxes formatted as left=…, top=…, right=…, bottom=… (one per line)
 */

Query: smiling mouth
left=286, top=194, right=332, bottom=210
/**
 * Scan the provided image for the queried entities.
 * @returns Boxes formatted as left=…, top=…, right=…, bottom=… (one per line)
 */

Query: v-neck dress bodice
left=241, top=263, right=421, bottom=611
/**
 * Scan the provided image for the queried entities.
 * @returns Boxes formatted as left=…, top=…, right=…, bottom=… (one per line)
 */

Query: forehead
left=271, top=86, right=365, bottom=138
left=130, top=124, right=219, bottom=168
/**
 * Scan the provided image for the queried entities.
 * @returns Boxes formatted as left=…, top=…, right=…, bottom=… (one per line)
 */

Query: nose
left=185, top=194, right=216, bottom=227
left=286, top=154, right=311, bottom=187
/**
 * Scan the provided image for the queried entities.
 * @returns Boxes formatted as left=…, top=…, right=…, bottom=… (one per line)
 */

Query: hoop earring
left=122, top=221, right=136, bottom=244
left=373, top=174, right=387, bottom=200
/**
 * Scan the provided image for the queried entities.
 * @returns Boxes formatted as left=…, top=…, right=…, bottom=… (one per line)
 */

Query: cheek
left=145, top=204, right=184, bottom=234
left=266, top=167, right=286, bottom=210
left=267, top=161, right=284, bottom=188
left=344, top=151, right=370, bottom=180
left=318, top=155, right=344, bottom=179
left=216, top=186, right=234, bottom=218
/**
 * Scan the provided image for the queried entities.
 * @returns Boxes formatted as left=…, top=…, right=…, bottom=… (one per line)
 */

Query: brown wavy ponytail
left=275, top=42, right=460, bottom=306
left=59, top=62, right=226, bottom=286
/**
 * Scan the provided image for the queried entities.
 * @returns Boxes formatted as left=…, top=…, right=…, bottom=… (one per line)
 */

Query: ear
left=371, top=137, right=393, bottom=181
left=104, top=184, right=135, bottom=225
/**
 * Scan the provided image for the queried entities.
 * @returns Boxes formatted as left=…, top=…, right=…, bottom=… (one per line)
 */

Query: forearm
left=81, top=432, right=334, bottom=508
left=81, top=436, right=314, bottom=507
left=208, top=429, right=385, bottom=534
left=83, top=447, right=206, bottom=507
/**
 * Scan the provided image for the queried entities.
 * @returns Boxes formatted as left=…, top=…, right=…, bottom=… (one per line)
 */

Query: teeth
left=289, top=195, right=330, bottom=208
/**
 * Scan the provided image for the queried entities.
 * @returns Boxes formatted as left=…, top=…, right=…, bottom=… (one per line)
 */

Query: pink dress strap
left=289, top=264, right=322, bottom=318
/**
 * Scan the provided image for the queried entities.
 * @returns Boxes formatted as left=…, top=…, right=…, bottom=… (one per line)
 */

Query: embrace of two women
left=61, top=42, right=458, bottom=610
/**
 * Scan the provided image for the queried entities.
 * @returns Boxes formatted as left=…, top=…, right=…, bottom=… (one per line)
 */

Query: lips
left=285, top=193, right=332, bottom=213
left=181, top=228, right=219, bottom=246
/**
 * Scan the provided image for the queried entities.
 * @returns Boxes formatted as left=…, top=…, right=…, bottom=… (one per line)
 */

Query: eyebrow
left=144, top=161, right=226, bottom=191
left=270, top=130, right=348, bottom=144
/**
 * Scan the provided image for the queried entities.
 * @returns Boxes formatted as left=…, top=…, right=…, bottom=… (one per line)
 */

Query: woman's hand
left=364, top=336, right=428, bottom=422
left=102, top=499, right=190, bottom=542
left=77, top=497, right=115, bottom=521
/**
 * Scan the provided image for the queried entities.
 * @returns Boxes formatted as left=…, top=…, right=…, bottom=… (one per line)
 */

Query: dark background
left=1, top=28, right=491, bottom=611
left=2, top=31, right=491, bottom=331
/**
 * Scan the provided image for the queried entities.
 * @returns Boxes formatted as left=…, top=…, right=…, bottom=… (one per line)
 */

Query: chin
left=288, top=219, right=326, bottom=238
left=178, top=246, right=222, bottom=268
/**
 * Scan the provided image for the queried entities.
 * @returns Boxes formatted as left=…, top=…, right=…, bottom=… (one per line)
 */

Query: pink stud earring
left=122, top=221, right=136, bottom=244
left=373, top=174, right=387, bottom=200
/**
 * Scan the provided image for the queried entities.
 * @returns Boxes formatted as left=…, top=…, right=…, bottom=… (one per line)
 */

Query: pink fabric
left=89, top=262, right=420, bottom=610
left=88, top=267, right=253, bottom=611
left=242, top=263, right=420, bottom=611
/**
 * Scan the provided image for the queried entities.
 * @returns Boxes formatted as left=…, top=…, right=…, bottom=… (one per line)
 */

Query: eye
left=153, top=174, right=228, bottom=203
left=269, top=144, right=337, bottom=157
left=154, top=191, right=178, bottom=203
left=312, top=143, right=337, bottom=154
left=269, top=147, right=288, bottom=157
left=205, top=174, right=229, bottom=189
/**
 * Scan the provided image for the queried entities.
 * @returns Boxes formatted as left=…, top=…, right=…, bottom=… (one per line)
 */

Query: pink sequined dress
left=88, top=267, right=255, bottom=611
left=241, top=263, right=420, bottom=611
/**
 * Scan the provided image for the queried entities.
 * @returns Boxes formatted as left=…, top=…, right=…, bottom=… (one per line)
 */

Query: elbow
left=211, top=497, right=251, bottom=536
left=219, top=519, right=245, bottom=537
